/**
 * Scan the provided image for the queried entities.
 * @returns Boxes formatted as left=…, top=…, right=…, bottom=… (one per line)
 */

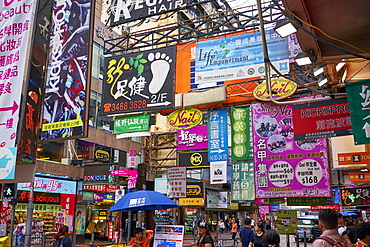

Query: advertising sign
left=178, top=150, right=209, bottom=168
left=153, top=225, right=184, bottom=247
left=195, top=29, right=289, bottom=89
left=253, top=79, right=297, bottom=101
left=167, top=108, right=202, bottom=130
left=127, top=150, right=137, bottom=169
left=287, top=197, right=334, bottom=206
left=110, top=169, right=138, bottom=189
left=231, top=162, right=255, bottom=202
left=83, top=163, right=118, bottom=185
left=276, top=209, right=298, bottom=235
left=75, top=205, right=87, bottom=235
left=0, top=148, right=16, bottom=180
left=0, top=0, right=36, bottom=148
left=346, top=79, right=370, bottom=145
left=41, top=0, right=92, bottom=141
left=337, top=152, right=370, bottom=166
left=208, top=109, right=228, bottom=162
left=210, top=161, right=227, bottom=184
left=102, top=46, right=176, bottom=114
left=252, top=102, right=331, bottom=198
left=114, top=114, right=150, bottom=134
left=311, top=204, right=341, bottom=212
left=178, top=182, right=204, bottom=206
left=231, top=107, right=253, bottom=161
left=18, top=177, right=76, bottom=194
left=177, top=125, right=208, bottom=151
left=348, top=172, right=370, bottom=182
left=82, top=184, right=120, bottom=193
left=167, top=167, right=186, bottom=198
left=206, top=189, right=228, bottom=209
left=341, top=187, right=370, bottom=206
left=292, top=97, right=352, bottom=141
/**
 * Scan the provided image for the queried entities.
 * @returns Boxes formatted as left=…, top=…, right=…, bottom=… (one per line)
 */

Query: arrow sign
left=147, top=101, right=171, bottom=107
left=210, top=149, right=225, bottom=154
left=0, top=101, right=18, bottom=115
left=363, top=122, right=370, bottom=138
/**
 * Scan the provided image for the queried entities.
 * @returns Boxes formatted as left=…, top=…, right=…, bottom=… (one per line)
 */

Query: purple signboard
left=177, top=125, right=208, bottom=151
left=252, top=102, right=331, bottom=198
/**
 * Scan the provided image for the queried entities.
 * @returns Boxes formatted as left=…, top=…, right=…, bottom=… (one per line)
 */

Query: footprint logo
left=148, top=52, right=172, bottom=94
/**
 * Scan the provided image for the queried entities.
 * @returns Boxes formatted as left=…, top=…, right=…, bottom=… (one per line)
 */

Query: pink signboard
left=177, top=125, right=208, bottom=151
left=252, top=102, right=331, bottom=198
left=110, top=170, right=138, bottom=189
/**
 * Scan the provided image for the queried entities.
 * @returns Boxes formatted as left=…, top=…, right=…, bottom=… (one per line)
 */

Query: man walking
left=313, top=209, right=347, bottom=247
left=356, top=222, right=370, bottom=247
left=240, top=218, right=254, bottom=247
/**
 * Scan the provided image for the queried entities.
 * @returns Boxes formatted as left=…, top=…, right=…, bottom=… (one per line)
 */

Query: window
left=89, top=90, right=113, bottom=133
left=92, top=42, right=105, bottom=80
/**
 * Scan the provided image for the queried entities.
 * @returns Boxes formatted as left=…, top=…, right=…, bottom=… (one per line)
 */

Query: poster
left=153, top=225, right=184, bottom=247
left=252, top=102, right=331, bottom=198
left=210, top=161, right=227, bottom=184
left=75, top=205, right=87, bottom=235
left=231, top=107, right=253, bottom=161
left=276, top=209, right=298, bottom=235
left=167, top=167, right=186, bottom=198
left=231, top=162, right=255, bottom=202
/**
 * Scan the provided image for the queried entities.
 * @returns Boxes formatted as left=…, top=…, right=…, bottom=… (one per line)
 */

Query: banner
left=195, top=29, right=289, bottom=89
left=252, top=102, right=331, bottom=198
left=177, top=125, right=208, bottom=151
left=231, top=162, right=255, bottom=202
left=41, top=0, right=92, bottom=140
left=208, top=109, right=228, bottom=162
left=0, top=0, right=36, bottom=148
left=102, top=46, right=176, bottom=115
left=231, top=107, right=253, bottom=161
left=210, top=161, right=227, bottom=184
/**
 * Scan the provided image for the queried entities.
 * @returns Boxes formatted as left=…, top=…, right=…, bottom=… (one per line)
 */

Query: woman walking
left=193, top=221, right=214, bottom=247
left=53, top=226, right=72, bottom=247
left=218, top=219, right=225, bottom=236
left=231, top=220, right=238, bottom=245
left=14, top=218, right=26, bottom=247
left=262, top=229, right=280, bottom=247
left=251, top=222, right=265, bottom=247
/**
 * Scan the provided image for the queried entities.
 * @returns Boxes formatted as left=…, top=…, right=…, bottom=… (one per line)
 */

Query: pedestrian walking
left=309, top=219, right=322, bottom=242
left=262, top=229, right=280, bottom=247
left=251, top=222, right=265, bottom=247
left=313, top=209, right=347, bottom=247
left=193, top=221, right=214, bottom=247
left=14, top=218, right=26, bottom=247
left=193, top=218, right=197, bottom=237
left=239, top=218, right=254, bottom=247
left=342, top=226, right=357, bottom=247
left=53, top=225, right=72, bottom=247
left=231, top=220, right=238, bottom=245
left=356, top=221, right=370, bottom=247
left=219, top=219, right=225, bottom=236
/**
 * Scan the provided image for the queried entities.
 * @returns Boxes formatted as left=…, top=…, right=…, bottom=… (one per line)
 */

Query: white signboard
left=210, top=161, right=227, bottom=184
left=167, top=167, right=186, bottom=198
left=153, top=224, right=184, bottom=247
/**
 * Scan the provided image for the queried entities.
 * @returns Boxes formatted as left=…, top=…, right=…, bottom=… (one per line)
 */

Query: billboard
left=102, top=46, right=176, bottom=114
left=208, top=109, right=228, bottom=162
left=41, top=0, right=93, bottom=141
left=177, top=125, right=208, bottom=151
left=252, top=102, right=331, bottom=198
left=231, top=107, right=253, bottom=161
left=195, top=29, right=289, bottom=89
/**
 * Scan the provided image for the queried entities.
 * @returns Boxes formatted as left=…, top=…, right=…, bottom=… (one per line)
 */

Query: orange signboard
left=348, top=172, right=370, bottom=182
left=337, top=152, right=370, bottom=165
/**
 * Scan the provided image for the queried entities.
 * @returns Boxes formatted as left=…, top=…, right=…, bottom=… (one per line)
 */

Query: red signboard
left=311, top=204, right=341, bottom=212
left=83, top=184, right=120, bottom=193
left=348, top=172, right=370, bottom=181
left=292, top=97, right=352, bottom=140
left=108, top=221, right=114, bottom=240
left=337, top=152, right=370, bottom=165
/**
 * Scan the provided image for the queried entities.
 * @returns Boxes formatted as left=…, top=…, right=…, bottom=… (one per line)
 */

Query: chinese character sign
left=346, top=79, right=370, bottom=145
left=0, top=0, right=36, bottom=148
left=276, top=209, right=298, bottom=235
left=102, top=46, right=176, bottom=114
left=231, top=107, right=253, bottom=161
left=178, top=125, right=208, bottom=151
left=127, top=150, right=137, bottom=169
left=208, top=109, right=228, bottom=161
left=231, top=162, right=255, bottom=202
left=41, top=0, right=91, bottom=140
left=167, top=167, right=186, bottom=198
left=340, top=187, right=370, bottom=206
left=114, top=114, right=150, bottom=134
left=252, top=102, right=331, bottom=198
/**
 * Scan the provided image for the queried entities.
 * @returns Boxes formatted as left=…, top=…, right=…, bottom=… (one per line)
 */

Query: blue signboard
left=208, top=109, right=228, bottom=161
left=194, top=29, right=289, bottom=89
left=0, top=147, right=16, bottom=180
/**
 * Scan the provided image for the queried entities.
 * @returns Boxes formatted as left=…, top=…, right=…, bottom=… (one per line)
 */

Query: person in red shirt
left=127, top=228, right=150, bottom=247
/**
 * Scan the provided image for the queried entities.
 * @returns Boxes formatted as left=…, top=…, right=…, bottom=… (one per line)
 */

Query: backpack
left=52, top=238, right=63, bottom=247
left=316, top=236, right=352, bottom=247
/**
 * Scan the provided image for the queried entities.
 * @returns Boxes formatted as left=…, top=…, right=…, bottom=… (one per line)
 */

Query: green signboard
left=276, top=209, right=298, bottom=235
left=114, top=114, right=150, bottom=134
left=287, top=197, right=334, bottom=206
left=231, top=162, right=255, bottom=202
left=231, top=107, right=253, bottom=161
left=346, top=79, right=370, bottom=144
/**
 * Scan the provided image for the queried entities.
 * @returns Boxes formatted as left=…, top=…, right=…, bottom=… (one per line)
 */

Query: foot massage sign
left=252, top=102, right=331, bottom=198
left=101, top=46, right=176, bottom=114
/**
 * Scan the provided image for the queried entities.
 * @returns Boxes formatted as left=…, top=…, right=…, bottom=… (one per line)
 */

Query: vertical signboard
left=276, top=209, right=298, bottom=235
left=231, top=107, right=253, bottom=161
left=101, top=46, right=176, bottom=115
left=41, top=0, right=93, bottom=140
left=252, top=102, right=331, bottom=198
left=127, top=150, right=137, bottom=168
left=0, top=0, right=36, bottom=149
left=167, top=167, right=186, bottom=198
left=208, top=109, right=228, bottom=162
left=231, top=162, right=255, bottom=202
left=346, top=79, right=370, bottom=144
left=210, top=161, right=227, bottom=184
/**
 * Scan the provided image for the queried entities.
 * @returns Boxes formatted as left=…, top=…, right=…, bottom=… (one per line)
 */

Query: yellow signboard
left=253, top=78, right=297, bottom=101
left=167, top=108, right=203, bottom=130
left=179, top=198, right=204, bottom=206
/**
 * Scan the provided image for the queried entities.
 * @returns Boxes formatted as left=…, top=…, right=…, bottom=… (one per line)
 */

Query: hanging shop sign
left=287, top=197, right=334, bottom=206
left=208, top=109, right=228, bottom=162
left=82, top=184, right=120, bottom=193
left=346, top=79, right=370, bottom=145
left=94, top=144, right=113, bottom=162
left=82, top=192, right=94, bottom=201
left=341, top=187, right=370, bottom=206
left=178, top=150, right=209, bottom=168
left=41, top=0, right=92, bottom=141
left=231, top=162, right=255, bottom=202
left=178, top=125, right=208, bottom=151
left=18, top=191, right=61, bottom=204
left=259, top=205, right=270, bottom=214
left=178, top=182, right=204, bottom=206
left=102, top=46, right=176, bottom=114
left=114, top=114, right=150, bottom=134
left=167, top=166, right=187, bottom=198
left=231, top=107, right=253, bottom=161
left=18, top=177, right=77, bottom=194
left=110, top=170, right=138, bottom=189
left=206, top=189, right=228, bottom=209
left=252, top=102, right=331, bottom=198
left=210, top=161, right=227, bottom=184
left=311, top=204, right=341, bottom=212
left=292, top=97, right=352, bottom=141
left=127, top=150, right=137, bottom=169
left=253, top=79, right=297, bottom=101
left=276, top=209, right=298, bottom=235
left=195, top=29, right=289, bottom=89
left=0, top=148, right=16, bottom=180
left=338, top=152, right=370, bottom=166
left=348, top=172, right=370, bottom=182
left=167, top=108, right=202, bottom=130
left=83, top=163, right=118, bottom=184
left=103, top=194, right=115, bottom=203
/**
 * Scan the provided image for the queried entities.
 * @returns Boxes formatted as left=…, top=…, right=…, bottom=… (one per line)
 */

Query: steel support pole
left=24, top=184, right=34, bottom=247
